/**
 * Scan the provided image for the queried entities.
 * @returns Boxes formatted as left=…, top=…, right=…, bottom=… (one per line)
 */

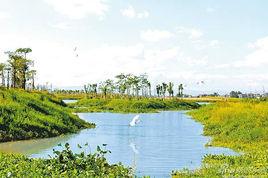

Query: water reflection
left=62, top=99, right=78, bottom=104
left=0, top=134, right=74, bottom=156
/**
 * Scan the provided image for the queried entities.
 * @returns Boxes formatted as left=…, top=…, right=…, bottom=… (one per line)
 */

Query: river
left=0, top=111, right=237, bottom=177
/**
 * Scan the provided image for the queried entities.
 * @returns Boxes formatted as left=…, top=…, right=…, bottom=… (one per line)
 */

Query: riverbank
left=0, top=143, right=131, bottom=177
left=0, top=88, right=95, bottom=142
left=69, top=98, right=200, bottom=113
left=172, top=100, right=268, bottom=177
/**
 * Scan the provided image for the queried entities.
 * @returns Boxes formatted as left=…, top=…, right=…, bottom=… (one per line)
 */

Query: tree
left=139, top=73, right=149, bottom=97
left=147, top=81, right=151, bottom=97
left=125, top=74, right=134, bottom=96
left=178, top=84, right=184, bottom=97
left=6, top=67, right=11, bottom=89
left=230, top=91, right=242, bottom=98
left=15, top=48, right=33, bottom=89
left=167, top=82, right=174, bottom=97
left=156, top=84, right=161, bottom=97
left=5, top=48, right=33, bottom=89
left=92, top=84, right=98, bottom=95
left=162, top=83, right=167, bottom=97
left=115, top=73, right=127, bottom=95
left=0, top=63, right=5, bottom=87
left=99, top=79, right=115, bottom=98
left=128, top=75, right=141, bottom=96
left=27, top=70, right=36, bottom=89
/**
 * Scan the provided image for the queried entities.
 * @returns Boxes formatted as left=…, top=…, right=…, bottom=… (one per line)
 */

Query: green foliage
left=70, top=98, right=200, bottom=113
left=172, top=101, right=268, bottom=177
left=0, top=88, right=95, bottom=142
left=0, top=143, right=131, bottom=177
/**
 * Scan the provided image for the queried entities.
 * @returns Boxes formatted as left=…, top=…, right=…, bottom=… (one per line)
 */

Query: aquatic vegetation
left=172, top=100, right=268, bottom=177
left=0, top=143, right=131, bottom=177
left=70, top=98, right=200, bottom=113
left=0, top=88, right=95, bottom=142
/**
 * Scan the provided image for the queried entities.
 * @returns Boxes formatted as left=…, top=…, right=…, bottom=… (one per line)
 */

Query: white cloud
left=209, top=40, right=220, bottom=47
left=44, top=0, right=109, bottom=20
left=176, top=27, right=203, bottom=40
left=140, top=29, right=174, bottom=42
left=51, top=22, right=71, bottom=30
left=0, top=11, right=9, bottom=20
left=234, top=36, right=268, bottom=67
left=120, top=6, right=149, bottom=19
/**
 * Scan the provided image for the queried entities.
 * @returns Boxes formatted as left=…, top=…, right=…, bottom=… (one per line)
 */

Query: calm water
left=62, top=99, right=78, bottom=104
left=0, top=111, right=237, bottom=177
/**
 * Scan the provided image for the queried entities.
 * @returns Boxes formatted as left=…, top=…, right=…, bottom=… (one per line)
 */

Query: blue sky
left=0, top=0, right=268, bottom=94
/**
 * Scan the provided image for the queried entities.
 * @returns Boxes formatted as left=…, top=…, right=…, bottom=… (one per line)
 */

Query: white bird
left=129, top=115, right=140, bottom=126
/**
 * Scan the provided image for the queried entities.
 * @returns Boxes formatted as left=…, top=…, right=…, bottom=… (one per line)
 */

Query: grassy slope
left=172, top=101, right=268, bottom=177
left=0, top=88, right=95, bottom=142
left=70, top=98, right=200, bottom=113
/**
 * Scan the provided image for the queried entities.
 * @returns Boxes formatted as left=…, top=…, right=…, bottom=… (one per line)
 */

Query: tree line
left=0, top=48, right=36, bottom=90
left=54, top=73, right=185, bottom=98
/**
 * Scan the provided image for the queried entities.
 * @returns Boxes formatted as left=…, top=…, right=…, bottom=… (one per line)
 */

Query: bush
left=0, top=143, right=132, bottom=177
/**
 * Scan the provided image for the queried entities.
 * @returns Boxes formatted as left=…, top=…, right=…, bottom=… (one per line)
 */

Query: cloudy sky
left=0, top=0, right=268, bottom=94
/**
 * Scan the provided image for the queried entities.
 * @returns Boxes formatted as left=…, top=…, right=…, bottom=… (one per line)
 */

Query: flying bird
left=73, top=47, right=79, bottom=58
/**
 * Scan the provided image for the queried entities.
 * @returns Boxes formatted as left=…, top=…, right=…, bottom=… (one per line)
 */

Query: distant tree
left=132, top=75, right=141, bottom=96
left=15, top=48, right=33, bottom=89
left=156, top=84, right=161, bottom=97
left=162, top=83, right=167, bottom=97
left=147, top=81, right=151, bottom=97
left=92, top=84, right=98, bottom=94
left=84, top=85, right=90, bottom=94
left=99, top=79, right=115, bottom=98
left=0, top=63, right=5, bottom=87
left=178, top=84, right=184, bottom=97
left=115, top=73, right=127, bottom=95
left=139, top=73, right=149, bottom=97
left=230, top=91, right=242, bottom=98
left=167, top=82, right=174, bottom=97
left=28, top=70, right=36, bottom=89
left=5, top=48, right=33, bottom=89
left=6, top=67, right=11, bottom=89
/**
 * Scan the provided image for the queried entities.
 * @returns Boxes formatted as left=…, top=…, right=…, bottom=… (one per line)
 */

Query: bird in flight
left=73, top=47, right=79, bottom=58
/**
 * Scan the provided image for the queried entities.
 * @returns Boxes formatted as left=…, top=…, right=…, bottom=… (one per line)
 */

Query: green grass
left=172, top=100, right=268, bottom=177
left=70, top=98, right=200, bottom=113
left=0, top=88, right=95, bottom=142
left=0, top=143, right=131, bottom=178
